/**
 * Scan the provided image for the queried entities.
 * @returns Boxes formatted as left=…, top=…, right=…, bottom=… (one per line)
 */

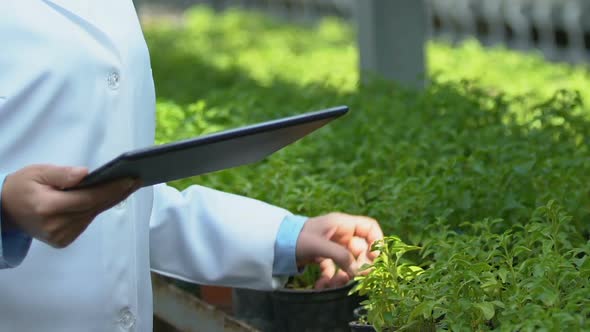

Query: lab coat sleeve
left=272, top=215, right=308, bottom=276
left=0, top=173, right=32, bottom=269
left=149, top=183, right=292, bottom=290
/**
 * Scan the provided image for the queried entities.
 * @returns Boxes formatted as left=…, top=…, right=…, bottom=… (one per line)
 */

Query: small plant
left=351, top=236, right=430, bottom=331
left=285, top=263, right=322, bottom=290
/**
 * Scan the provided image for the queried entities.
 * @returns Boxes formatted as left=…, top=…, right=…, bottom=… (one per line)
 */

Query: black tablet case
left=70, top=106, right=348, bottom=189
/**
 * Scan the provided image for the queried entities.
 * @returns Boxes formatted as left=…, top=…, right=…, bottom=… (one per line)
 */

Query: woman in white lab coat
left=0, top=1, right=382, bottom=331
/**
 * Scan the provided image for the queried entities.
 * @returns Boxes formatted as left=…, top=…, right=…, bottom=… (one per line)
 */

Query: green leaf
left=513, top=160, right=536, bottom=175
left=537, top=288, right=559, bottom=307
left=498, top=268, right=509, bottom=283
left=491, top=300, right=505, bottom=309
left=474, top=302, right=495, bottom=320
left=457, top=191, right=472, bottom=210
left=409, top=301, right=435, bottom=320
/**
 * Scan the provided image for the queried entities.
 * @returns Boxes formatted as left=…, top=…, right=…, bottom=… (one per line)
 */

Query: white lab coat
left=0, top=1, right=289, bottom=331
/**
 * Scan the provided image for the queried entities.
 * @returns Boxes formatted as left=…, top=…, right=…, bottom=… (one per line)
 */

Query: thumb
left=36, top=165, right=88, bottom=189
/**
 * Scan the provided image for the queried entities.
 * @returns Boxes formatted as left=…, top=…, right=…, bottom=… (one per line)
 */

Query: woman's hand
left=1, top=164, right=140, bottom=248
left=295, top=212, right=383, bottom=289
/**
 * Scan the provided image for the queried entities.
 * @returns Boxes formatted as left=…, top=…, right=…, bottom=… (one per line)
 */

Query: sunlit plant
left=352, top=236, right=430, bottom=331
left=353, top=202, right=589, bottom=331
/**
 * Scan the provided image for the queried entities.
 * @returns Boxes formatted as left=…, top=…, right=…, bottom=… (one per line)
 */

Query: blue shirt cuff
left=0, top=173, right=32, bottom=269
left=272, top=215, right=308, bottom=276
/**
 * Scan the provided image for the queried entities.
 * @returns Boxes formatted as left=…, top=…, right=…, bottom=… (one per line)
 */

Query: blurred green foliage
left=145, top=6, right=590, bottom=238
left=143, top=7, right=589, bottom=330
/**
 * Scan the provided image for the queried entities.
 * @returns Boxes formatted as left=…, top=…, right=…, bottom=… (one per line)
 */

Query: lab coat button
left=117, top=307, right=135, bottom=329
left=115, top=199, right=128, bottom=209
left=107, top=71, right=121, bottom=90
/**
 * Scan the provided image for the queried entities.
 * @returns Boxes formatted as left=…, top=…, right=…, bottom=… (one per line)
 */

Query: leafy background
left=143, top=7, right=589, bottom=330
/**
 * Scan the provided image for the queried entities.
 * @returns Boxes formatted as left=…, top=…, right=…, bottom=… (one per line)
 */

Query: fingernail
left=67, top=167, right=87, bottom=183
left=71, top=167, right=87, bottom=176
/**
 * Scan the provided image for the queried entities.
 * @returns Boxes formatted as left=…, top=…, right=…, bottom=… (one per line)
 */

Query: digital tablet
left=68, top=106, right=348, bottom=190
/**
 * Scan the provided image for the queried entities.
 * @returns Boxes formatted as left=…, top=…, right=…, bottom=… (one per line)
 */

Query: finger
left=366, top=223, right=383, bottom=260
left=48, top=178, right=137, bottom=213
left=355, top=251, right=374, bottom=271
left=348, top=236, right=369, bottom=258
left=344, top=216, right=383, bottom=259
left=350, top=216, right=383, bottom=244
left=327, top=269, right=350, bottom=288
left=84, top=179, right=139, bottom=213
left=369, top=222, right=384, bottom=246
left=348, top=236, right=379, bottom=268
left=93, top=182, right=140, bottom=214
left=42, top=213, right=93, bottom=248
left=36, top=165, right=88, bottom=189
left=315, top=259, right=336, bottom=290
left=327, top=214, right=382, bottom=246
left=63, top=217, right=94, bottom=245
left=309, top=235, right=357, bottom=277
left=53, top=219, right=92, bottom=248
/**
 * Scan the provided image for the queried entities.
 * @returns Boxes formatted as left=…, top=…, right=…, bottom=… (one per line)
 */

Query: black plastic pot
left=348, top=305, right=437, bottom=332
left=270, top=282, right=363, bottom=332
left=232, top=288, right=274, bottom=331
left=349, top=306, right=377, bottom=332
left=349, top=321, right=377, bottom=332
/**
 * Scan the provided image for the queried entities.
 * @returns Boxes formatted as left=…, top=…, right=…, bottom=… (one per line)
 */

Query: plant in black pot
left=348, top=307, right=376, bottom=332
left=234, top=264, right=364, bottom=332
left=271, top=264, right=364, bottom=332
